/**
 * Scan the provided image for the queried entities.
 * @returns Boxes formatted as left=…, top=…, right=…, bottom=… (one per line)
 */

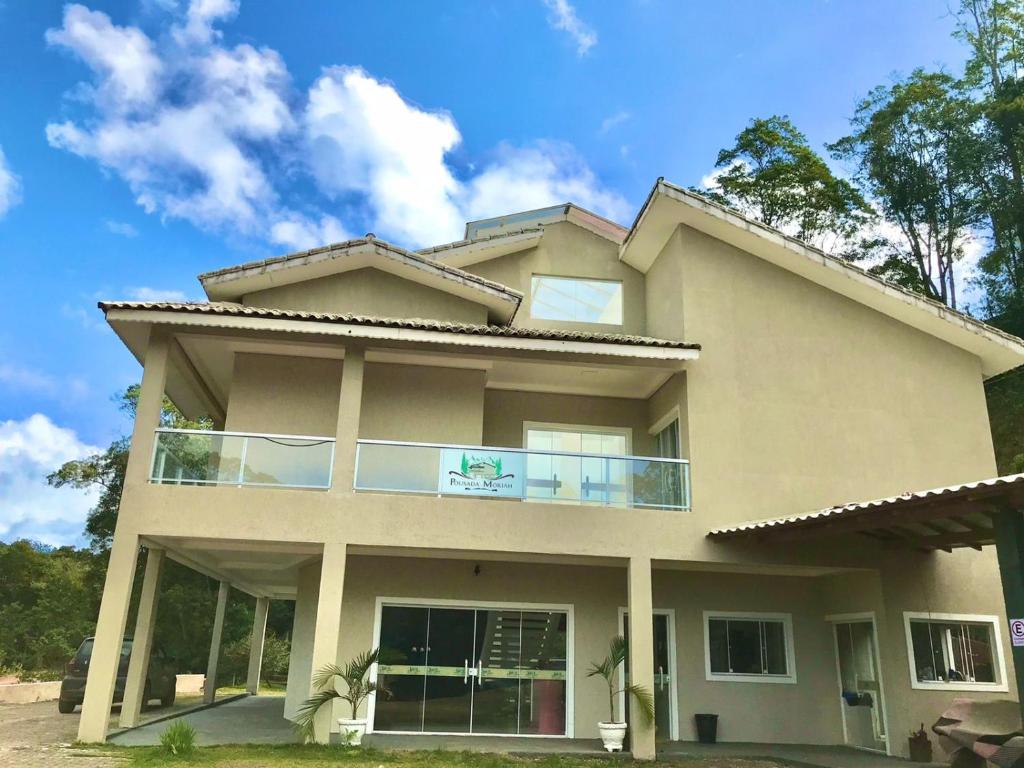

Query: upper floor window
left=903, top=612, right=1007, bottom=691
left=530, top=276, right=623, bottom=325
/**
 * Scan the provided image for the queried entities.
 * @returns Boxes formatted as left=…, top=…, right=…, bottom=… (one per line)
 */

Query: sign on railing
left=438, top=448, right=525, bottom=498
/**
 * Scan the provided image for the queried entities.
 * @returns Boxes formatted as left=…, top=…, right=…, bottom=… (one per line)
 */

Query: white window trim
left=647, top=406, right=681, bottom=439
left=522, top=421, right=633, bottom=453
left=529, top=274, right=624, bottom=325
left=902, top=611, right=1009, bottom=693
left=703, top=610, right=797, bottom=684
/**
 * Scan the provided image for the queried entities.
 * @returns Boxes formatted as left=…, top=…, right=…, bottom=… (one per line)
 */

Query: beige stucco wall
left=482, top=389, right=656, bottom=455
left=360, top=363, right=485, bottom=444
left=223, top=353, right=342, bottom=436
left=467, top=221, right=647, bottom=336
left=242, top=268, right=489, bottom=325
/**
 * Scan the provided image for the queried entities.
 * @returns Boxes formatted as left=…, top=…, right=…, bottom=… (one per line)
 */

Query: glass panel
left=518, top=611, right=567, bottom=735
left=725, top=620, right=762, bottom=674
left=422, top=608, right=475, bottom=733
left=530, top=276, right=624, bottom=324
left=374, top=606, right=429, bottom=732
left=763, top=621, right=788, bottom=675
left=151, top=431, right=332, bottom=489
left=911, top=620, right=997, bottom=684
left=473, top=610, right=521, bottom=735
left=965, top=624, right=996, bottom=683
left=707, top=619, right=730, bottom=674
left=910, top=621, right=946, bottom=682
left=354, top=443, right=440, bottom=493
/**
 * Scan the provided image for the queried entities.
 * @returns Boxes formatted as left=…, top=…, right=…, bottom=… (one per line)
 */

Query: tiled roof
left=416, top=227, right=543, bottom=257
left=99, top=301, right=701, bottom=350
left=707, top=473, right=1024, bottom=538
left=197, top=236, right=523, bottom=300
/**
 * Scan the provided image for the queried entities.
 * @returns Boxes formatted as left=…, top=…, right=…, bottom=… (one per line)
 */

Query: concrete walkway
left=662, top=742, right=945, bottom=768
left=109, top=694, right=298, bottom=746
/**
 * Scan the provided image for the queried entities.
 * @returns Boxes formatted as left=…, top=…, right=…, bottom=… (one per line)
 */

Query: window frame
left=703, top=610, right=797, bottom=684
left=902, top=612, right=1008, bottom=692
left=529, top=274, right=624, bottom=326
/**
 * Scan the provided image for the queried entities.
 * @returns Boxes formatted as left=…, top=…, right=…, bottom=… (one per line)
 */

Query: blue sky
left=0, top=0, right=970, bottom=545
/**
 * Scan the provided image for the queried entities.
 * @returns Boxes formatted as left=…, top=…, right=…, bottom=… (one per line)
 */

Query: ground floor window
left=372, top=601, right=570, bottom=736
left=903, top=612, right=1007, bottom=691
left=703, top=611, right=796, bottom=683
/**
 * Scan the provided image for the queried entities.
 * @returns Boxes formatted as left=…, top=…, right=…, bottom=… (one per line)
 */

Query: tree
left=694, top=115, right=874, bottom=251
left=829, top=71, right=984, bottom=309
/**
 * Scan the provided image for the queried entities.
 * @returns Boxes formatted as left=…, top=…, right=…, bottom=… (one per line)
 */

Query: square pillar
left=994, top=510, right=1024, bottom=712
left=330, top=347, right=364, bottom=494
left=247, top=596, right=271, bottom=695
left=627, top=556, right=656, bottom=760
left=203, top=581, right=230, bottom=705
left=125, top=329, right=171, bottom=487
left=119, top=547, right=166, bottom=727
left=307, top=543, right=348, bottom=743
left=77, top=531, right=141, bottom=742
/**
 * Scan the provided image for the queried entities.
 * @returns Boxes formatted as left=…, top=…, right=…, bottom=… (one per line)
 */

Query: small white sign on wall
left=1010, top=618, right=1024, bottom=647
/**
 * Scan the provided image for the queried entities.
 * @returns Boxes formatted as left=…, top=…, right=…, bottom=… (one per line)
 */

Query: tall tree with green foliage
left=694, top=115, right=874, bottom=251
left=829, top=71, right=984, bottom=309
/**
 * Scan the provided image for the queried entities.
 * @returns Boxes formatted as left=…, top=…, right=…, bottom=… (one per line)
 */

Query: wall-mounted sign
left=439, top=448, right=524, bottom=498
left=1010, top=618, right=1024, bottom=647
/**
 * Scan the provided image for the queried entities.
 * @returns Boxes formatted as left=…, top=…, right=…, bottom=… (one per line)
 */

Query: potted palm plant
left=587, top=635, right=655, bottom=753
left=294, top=649, right=388, bottom=746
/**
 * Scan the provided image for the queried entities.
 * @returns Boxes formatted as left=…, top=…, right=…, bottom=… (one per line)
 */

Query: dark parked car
left=58, top=636, right=177, bottom=714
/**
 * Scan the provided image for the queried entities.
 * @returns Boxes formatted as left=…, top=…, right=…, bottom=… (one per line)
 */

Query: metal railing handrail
left=355, top=437, right=691, bottom=465
left=154, top=427, right=336, bottom=443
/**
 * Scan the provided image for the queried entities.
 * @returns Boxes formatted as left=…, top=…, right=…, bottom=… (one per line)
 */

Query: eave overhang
left=621, top=179, right=1024, bottom=378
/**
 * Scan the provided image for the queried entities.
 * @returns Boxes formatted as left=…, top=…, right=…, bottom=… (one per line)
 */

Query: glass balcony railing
left=150, top=429, right=335, bottom=490
left=354, top=439, right=691, bottom=510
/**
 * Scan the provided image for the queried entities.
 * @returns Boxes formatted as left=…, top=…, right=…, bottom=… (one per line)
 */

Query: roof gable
left=199, top=236, right=522, bottom=324
left=622, top=179, right=1024, bottom=378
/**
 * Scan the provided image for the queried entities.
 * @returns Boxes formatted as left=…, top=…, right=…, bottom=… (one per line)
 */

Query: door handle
left=464, top=660, right=468, bottom=684
left=478, top=660, right=483, bottom=687
left=659, top=665, right=665, bottom=691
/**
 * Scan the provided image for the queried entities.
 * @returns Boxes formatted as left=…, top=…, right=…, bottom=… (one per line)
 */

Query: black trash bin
left=695, top=713, right=719, bottom=744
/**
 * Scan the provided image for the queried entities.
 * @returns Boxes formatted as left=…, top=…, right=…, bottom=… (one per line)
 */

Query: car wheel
left=57, top=699, right=75, bottom=714
left=161, top=685, right=175, bottom=708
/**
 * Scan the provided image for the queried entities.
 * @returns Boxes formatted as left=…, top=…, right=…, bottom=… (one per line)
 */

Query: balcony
left=150, top=428, right=335, bottom=489
left=149, top=430, right=692, bottom=510
left=354, top=439, right=691, bottom=510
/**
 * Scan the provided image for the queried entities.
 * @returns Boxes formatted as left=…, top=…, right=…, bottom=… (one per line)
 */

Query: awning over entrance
left=708, top=472, right=1024, bottom=719
left=707, top=473, right=1024, bottom=553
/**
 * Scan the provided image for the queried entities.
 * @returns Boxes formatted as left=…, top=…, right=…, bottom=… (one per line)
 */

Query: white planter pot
left=338, top=718, right=367, bottom=746
left=598, top=721, right=627, bottom=752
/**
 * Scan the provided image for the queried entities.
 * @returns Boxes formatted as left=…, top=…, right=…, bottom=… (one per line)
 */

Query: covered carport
left=708, top=473, right=1024, bottom=763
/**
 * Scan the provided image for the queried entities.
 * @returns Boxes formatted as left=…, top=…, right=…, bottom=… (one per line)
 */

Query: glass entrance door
left=833, top=620, right=887, bottom=752
left=621, top=611, right=675, bottom=742
left=374, top=604, right=569, bottom=735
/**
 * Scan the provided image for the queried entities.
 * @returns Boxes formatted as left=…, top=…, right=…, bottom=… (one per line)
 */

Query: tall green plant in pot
left=294, top=649, right=388, bottom=746
left=588, top=635, right=655, bottom=753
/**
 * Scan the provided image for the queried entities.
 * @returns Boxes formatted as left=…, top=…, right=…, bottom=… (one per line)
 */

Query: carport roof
left=707, top=473, right=1024, bottom=552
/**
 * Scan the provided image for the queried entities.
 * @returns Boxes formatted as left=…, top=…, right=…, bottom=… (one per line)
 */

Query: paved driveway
left=0, top=696, right=203, bottom=767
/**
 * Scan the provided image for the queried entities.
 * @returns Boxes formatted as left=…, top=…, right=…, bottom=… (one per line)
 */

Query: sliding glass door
left=374, top=603, right=569, bottom=736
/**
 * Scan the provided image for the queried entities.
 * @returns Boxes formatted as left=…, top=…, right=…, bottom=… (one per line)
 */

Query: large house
left=77, top=180, right=1024, bottom=758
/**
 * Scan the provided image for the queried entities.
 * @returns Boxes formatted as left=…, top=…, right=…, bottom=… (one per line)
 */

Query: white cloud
left=125, top=286, right=190, bottom=302
left=0, top=414, right=102, bottom=546
left=0, top=146, right=22, bottom=219
left=543, top=0, right=598, bottom=56
left=599, top=110, right=630, bottom=135
left=104, top=219, right=138, bottom=237
left=46, top=2, right=626, bottom=251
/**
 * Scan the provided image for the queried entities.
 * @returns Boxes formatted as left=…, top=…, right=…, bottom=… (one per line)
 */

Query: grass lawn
left=88, top=744, right=783, bottom=768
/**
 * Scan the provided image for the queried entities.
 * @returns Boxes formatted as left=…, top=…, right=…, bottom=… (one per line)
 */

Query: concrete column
left=330, top=347, right=364, bottom=494
left=119, top=548, right=166, bottom=728
left=627, top=556, right=656, bottom=760
left=203, top=581, right=230, bottom=705
left=994, top=510, right=1024, bottom=713
left=77, top=531, right=141, bottom=742
left=125, top=329, right=171, bottom=487
left=307, top=543, right=348, bottom=743
left=246, top=596, right=271, bottom=695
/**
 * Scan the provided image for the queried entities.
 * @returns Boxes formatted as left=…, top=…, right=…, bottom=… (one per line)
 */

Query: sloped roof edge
left=621, top=179, right=1024, bottom=377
